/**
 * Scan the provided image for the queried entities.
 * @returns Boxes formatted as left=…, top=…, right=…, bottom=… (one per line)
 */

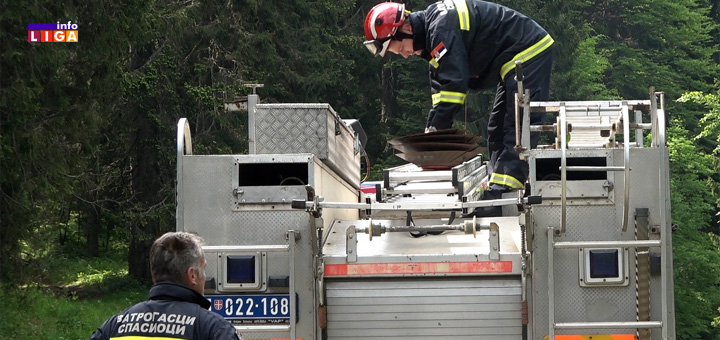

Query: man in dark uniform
left=364, top=0, right=554, bottom=216
left=88, top=232, right=241, bottom=340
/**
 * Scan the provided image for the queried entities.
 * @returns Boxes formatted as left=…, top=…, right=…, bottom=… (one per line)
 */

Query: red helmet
left=363, top=2, right=405, bottom=57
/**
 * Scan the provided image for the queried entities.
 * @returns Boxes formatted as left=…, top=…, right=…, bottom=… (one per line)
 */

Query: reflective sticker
left=432, top=91, right=466, bottom=105
left=499, top=34, right=554, bottom=79
left=489, top=173, right=524, bottom=189
left=324, top=261, right=512, bottom=276
left=452, top=0, right=470, bottom=30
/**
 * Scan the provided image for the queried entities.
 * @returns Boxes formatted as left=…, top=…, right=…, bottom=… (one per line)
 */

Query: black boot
left=462, top=185, right=511, bottom=218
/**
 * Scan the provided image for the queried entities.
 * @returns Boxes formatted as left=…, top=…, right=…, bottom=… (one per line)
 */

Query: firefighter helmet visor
left=363, top=38, right=392, bottom=57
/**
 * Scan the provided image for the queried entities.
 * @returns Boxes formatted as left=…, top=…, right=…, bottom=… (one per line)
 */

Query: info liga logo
left=28, top=22, right=78, bottom=42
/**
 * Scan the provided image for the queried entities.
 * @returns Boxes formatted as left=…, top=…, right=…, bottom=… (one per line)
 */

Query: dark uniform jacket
left=88, top=282, right=241, bottom=340
left=409, top=0, right=553, bottom=130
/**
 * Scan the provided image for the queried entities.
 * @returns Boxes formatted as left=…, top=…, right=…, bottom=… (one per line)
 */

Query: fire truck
left=175, top=84, right=675, bottom=340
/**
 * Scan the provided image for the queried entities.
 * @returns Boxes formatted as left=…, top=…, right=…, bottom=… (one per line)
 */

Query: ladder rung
left=564, top=107, right=622, bottom=112
left=565, top=166, right=625, bottom=172
left=554, top=240, right=661, bottom=249
left=555, top=321, right=662, bottom=330
left=562, top=143, right=607, bottom=148
left=386, top=182, right=457, bottom=195
left=204, top=245, right=290, bottom=252
left=386, top=188, right=457, bottom=195
left=530, top=100, right=651, bottom=107
left=389, top=170, right=452, bottom=182
left=235, top=325, right=291, bottom=332
left=569, top=124, right=613, bottom=130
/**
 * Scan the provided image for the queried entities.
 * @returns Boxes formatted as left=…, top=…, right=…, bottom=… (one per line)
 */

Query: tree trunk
left=80, top=200, right=99, bottom=257
left=129, top=230, right=153, bottom=284
left=127, top=113, right=167, bottom=284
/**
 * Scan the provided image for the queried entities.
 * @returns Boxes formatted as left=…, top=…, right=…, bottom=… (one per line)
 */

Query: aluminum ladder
left=518, top=90, right=673, bottom=340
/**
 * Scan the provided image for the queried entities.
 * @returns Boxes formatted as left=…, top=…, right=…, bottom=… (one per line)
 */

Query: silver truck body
left=176, top=91, right=674, bottom=340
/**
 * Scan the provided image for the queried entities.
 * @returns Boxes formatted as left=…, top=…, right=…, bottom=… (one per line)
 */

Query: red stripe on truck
left=324, top=261, right=512, bottom=276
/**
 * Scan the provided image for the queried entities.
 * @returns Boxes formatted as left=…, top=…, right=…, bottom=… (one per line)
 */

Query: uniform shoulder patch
left=431, top=42, right=447, bottom=60
left=429, top=42, right=448, bottom=69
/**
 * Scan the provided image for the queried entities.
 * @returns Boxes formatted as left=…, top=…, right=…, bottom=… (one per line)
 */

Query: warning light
left=227, top=254, right=257, bottom=283
left=219, top=251, right=265, bottom=291
left=579, top=247, right=629, bottom=287
left=589, top=249, right=619, bottom=278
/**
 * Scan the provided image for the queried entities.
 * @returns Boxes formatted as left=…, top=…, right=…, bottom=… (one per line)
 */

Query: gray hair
left=149, top=232, right=205, bottom=284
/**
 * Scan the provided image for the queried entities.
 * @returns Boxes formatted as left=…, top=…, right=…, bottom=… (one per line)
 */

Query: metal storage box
left=251, top=103, right=361, bottom=188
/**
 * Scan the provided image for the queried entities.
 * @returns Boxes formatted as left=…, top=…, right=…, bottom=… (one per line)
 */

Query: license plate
left=208, top=295, right=290, bottom=321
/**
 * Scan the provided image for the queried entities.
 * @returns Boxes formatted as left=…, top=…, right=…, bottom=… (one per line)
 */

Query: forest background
left=1, top=0, right=719, bottom=339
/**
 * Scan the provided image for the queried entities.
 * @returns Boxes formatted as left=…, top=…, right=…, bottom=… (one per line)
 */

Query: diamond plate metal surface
left=256, top=105, right=329, bottom=159
left=254, top=104, right=360, bottom=187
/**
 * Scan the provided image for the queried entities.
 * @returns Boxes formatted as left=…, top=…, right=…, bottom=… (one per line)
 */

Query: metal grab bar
left=177, top=118, right=193, bottom=157
left=176, top=118, right=193, bottom=231
left=555, top=321, right=662, bottom=330
left=235, top=325, right=291, bottom=332
left=513, top=60, right=532, bottom=151
left=650, top=88, right=666, bottom=147
left=554, top=240, right=661, bottom=249
left=529, top=122, right=652, bottom=132
left=514, top=60, right=525, bottom=151
left=654, top=86, right=671, bottom=339
left=560, top=105, right=568, bottom=234
left=621, top=104, right=631, bottom=232
left=203, top=245, right=290, bottom=252
left=566, top=166, right=625, bottom=171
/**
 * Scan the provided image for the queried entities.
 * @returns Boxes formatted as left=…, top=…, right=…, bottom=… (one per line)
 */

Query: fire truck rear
left=175, top=87, right=675, bottom=340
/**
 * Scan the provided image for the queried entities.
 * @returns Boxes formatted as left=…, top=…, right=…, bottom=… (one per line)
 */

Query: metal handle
left=291, top=199, right=306, bottom=209
left=177, top=118, right=193, bottom=157
left=514, top=60, right=525, bottom=151
left=621, top=103, right=631, bottom=232
left=515, top=60, right=524, bottom=82
left=560, top=105, right=567, bottom=234
left=176, top=118, right=193, bottom=232
left=650, top=87, right=666, bottom=147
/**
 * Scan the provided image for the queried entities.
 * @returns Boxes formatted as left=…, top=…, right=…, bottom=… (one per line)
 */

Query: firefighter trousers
left=487, top=49, right=553, bottom=189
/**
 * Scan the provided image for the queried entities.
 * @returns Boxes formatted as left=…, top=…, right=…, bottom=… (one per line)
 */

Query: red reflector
left=360, top=187, right=376, bottom=194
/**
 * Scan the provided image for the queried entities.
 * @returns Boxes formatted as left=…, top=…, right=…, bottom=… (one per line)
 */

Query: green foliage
left=675, top=91, right=720, bottom=228
left=669, top=90, right=720, bottom=339
left=0, top=285, right=146, bottom=340
left=0, top=248, right=146, bottom=340
left=557, top=34, right=620, bottom=100
left=672, top=229, right=720, bottom=340
left=597, top=0, right=718, bottom=100
left=678, top=91, right=720, bottom=156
